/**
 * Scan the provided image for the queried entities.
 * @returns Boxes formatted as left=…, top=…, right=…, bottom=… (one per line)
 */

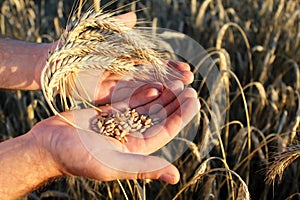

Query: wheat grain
left=93, top=108, right=158, bottom=143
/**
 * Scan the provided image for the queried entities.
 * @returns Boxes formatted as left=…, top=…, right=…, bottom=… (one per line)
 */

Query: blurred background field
left=0, top=0, right=299, bottom=199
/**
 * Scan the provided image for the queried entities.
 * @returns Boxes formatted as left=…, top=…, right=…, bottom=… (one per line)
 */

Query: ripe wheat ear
left=41, top=8, right=169, bottom=127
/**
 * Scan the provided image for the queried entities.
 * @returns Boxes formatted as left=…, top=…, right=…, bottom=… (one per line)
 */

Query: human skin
left=0, top=81, right=200, bottom=199
left=0, top=12, right=199, bottom=199
left=0, top=12, right=193, bottom=102
left=0, top=12, right=138, bottom=90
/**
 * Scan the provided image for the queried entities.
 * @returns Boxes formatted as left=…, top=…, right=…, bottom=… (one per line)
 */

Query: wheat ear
left=41, top=8, right=169, bottom=126
left=265, top=144, right=300, bottom=184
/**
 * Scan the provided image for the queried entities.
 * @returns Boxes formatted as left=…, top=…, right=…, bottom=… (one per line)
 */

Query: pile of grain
left=93, top=108, right=159, bottom=143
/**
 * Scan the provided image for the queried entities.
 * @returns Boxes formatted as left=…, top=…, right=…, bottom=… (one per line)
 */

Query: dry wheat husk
left=41, top=8, right=168, bottom=118
left=265, top=144, right=300, bottom=184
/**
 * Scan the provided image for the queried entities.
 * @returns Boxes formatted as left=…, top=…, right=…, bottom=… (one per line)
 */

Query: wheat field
left=0, top=0, right=299, bottom=200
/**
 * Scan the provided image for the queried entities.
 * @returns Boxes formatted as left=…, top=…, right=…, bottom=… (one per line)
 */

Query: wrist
left=0, top=129, right=62, bottom=199
left=27, top=126, right=63, bottom=180
left=0, top=39, right=58, bottom=90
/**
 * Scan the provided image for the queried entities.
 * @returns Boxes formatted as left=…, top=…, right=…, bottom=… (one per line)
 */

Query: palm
left=35, top=12, right=197, bottom=184
left=34, top=82, right=199, bottom=183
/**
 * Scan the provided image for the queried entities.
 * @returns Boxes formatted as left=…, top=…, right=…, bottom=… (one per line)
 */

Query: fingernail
left=149, top=88, right=161, bottom=98
left=152, top=82, right=164, bottom=92
left=159, top=173, right=176, bottom=184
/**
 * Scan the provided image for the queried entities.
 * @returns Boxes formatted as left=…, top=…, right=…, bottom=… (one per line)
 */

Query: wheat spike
left=265, top=144, right=300, bottom=184
left=41, top=8, right=169, bottom=122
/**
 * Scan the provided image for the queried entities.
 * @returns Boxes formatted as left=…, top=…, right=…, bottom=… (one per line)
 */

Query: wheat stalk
left=40, top=8, right=169, bottom=125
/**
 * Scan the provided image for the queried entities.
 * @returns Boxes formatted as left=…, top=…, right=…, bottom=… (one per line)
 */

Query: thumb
left=93, top=151, right=180, bottom=184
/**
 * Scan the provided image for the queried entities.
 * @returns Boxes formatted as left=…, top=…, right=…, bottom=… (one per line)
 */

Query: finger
left=167, top=60, right=190, bottom=71
left=69, top=108, right=99, bottom=129
left=166, top=60, right=194, bottom=85
left=69, top=82, right=163, bottom=129
left=127, top=89, right=200, bottom=154
left=152, top=87, right=197, bottom=120
left=111, top=82, right=163, bottom=104
left=136, top=80, right=184, bottom=114
left=73, top=126, right=180, bottom=184
left=107, top=82, right=164, bottom=112
left=87, top=151, right=180, bottom=184
left=94, top=77, right=161, bottom=104
left=115, top=12, right=137, bottom=28
left=128, top=82, right=164, bottom=108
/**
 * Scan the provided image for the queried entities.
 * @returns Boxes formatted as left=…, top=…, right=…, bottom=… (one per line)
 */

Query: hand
left=75, top=60, right=194, bottom=105
left=71, top=12, right=194, bottom=105
left=30, top=81, right=200, bottom=184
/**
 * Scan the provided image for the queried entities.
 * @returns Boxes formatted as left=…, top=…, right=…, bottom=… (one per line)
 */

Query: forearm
left=0, top=38, right=54, bottom=90
left=0, top=132, right=61, bottom=199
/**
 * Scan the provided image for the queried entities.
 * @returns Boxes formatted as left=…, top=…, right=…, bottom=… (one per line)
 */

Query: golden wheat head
left=41, top=8, right=169, bottom=121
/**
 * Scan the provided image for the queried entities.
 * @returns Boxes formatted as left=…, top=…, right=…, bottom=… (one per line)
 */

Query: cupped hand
left=30, top=81, right=200, bottom=184
left=72, top=12, right=194, bottom=105
left=75, top=60, right=194, bottom=105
